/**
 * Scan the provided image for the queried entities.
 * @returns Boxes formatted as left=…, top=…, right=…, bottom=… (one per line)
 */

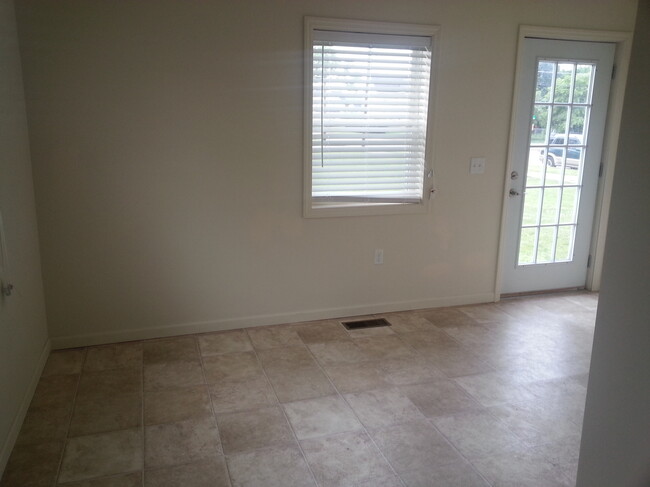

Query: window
left=304, top=17, right=439, bottom=217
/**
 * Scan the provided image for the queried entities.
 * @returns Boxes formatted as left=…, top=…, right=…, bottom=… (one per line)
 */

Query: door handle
left=509, top=189, right=520, bottom=197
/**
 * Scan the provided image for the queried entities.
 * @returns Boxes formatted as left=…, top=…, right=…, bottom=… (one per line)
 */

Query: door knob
left=509, top=189, right=520, bottom=197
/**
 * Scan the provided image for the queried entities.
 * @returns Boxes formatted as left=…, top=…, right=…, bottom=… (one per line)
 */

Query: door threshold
left=501, top=287, right=584, bottom=299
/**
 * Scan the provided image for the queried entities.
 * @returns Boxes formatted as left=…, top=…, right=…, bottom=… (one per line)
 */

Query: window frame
left=303, top=16, right=440, bottom=218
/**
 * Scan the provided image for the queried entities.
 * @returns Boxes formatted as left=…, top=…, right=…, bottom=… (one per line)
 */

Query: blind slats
left=311, top=33, right=432, bottom=204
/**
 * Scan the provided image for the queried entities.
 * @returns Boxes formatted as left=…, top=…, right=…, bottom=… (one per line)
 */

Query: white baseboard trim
left=50, top=293, right=496, bottom=350
left=0, top=337, right=51, bottom=476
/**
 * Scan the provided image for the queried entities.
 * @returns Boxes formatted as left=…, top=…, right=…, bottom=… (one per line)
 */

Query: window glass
left=305, top=18, right=438, bottom=217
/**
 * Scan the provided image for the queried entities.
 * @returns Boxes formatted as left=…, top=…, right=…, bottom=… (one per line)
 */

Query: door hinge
left=587, top=254, right=592, bottom=268
left=612, top=64, right=617, bottom=80
left=599, top=162, right=604, bottom=177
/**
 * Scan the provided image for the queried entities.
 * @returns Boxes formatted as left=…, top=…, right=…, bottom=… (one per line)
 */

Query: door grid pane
left=518, top=60, right=595, bottom=266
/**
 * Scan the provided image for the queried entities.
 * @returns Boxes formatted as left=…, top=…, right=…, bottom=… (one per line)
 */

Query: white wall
left=577, top=0, right=650, bottom=485
left=0, top=0, right=50, bottom=473
left=14, top=0, right=637, bottom=347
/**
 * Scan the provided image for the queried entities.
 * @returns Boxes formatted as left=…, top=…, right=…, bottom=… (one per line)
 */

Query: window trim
left=303, top=16, right=440, bottom=218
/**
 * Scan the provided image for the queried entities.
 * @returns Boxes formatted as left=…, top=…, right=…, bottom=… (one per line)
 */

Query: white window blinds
left=311, top=29, right=433, bottom=206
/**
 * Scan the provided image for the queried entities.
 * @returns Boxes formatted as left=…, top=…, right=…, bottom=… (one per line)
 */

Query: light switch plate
left=470, top=157, right=486, bottom=174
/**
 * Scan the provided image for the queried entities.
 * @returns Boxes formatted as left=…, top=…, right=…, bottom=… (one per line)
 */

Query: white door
left=501, top=38, right=615, bottom=294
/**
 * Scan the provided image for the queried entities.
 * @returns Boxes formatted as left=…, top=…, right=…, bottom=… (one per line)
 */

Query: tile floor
left=0, top=291, right=598, bottom=487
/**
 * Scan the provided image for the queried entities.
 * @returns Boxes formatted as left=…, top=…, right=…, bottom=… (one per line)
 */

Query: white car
left=540, top=134, right=583, bottom=169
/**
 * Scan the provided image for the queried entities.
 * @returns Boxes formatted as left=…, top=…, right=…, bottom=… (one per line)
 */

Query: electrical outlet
left=374, top=249, right=384, bottom=265
left=470, top=157, right=486, bottom=174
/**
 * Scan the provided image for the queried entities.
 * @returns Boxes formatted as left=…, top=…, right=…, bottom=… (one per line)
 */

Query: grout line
left=426, top=417, right=494, bottom=487
left=297, top=338, right=408, bottom=487
left=53, top=347, right=87, bottom=485
left=195, top=335, right=234, bottom=487
left=245, top=329, right=321, bottom=487
left=139, top=341, right=145, bottom=487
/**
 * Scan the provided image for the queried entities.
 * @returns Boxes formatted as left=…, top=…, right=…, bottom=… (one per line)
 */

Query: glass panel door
left=519, top=60, right=595, bottom=265
left=501, top=38, right=615, bottom=294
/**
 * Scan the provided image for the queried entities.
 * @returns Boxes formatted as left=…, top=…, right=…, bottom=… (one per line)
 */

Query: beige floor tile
left=300, top=431, right=393, bottom=487
left=69, top=391, right=142, bottom=437
left=257, top=346, right=314, bottom=371
left=442, top=322, right=527, bottom=352
left=353, top=474, right=404, bottom=487
left=572, top=372, right=590, bottom=388
left=201, top=351, right=264, bottom=384
left=376, top=356, right=446, bottom=385
left=400, top=379, right=483, bottom=418
left=488, top=399, right=583, bottom=447
left=471, top=446, right=574, bottom=487
left=398, top=329, right=460, bottom=352
left=418, top=307, right=477, bottom=328
left=145, top=385, right=212, bottom=425
left=307, top=341, right=369, bottom=366
left=0, top=440, right=64, bottom=487
left=15, top=404, right=72, bottom=445
left=59, top=472, right=143, bottom=486
left=563, top=291, right=599, bottom=310
left=491, top=354, right=591, bottom=384
left=283, top=395, right=362, bottom=440
left=209, top=375, right=277, bottom=413
left=29, top=374, right=79, bottom=410
left=425, top=347, right=495, bottom=378
left=452, top=371, right=541, bottom=407
left=383, top=312, right=440, bottom=333
left=77, top=368, right=141, bottom=396
left=145, top=417, right=222, bottom=469
left=217, top=406, right=295, bottom=454
left=259, top=347, right=335, bottom=402
left=58, top=429, right=143, bottom=483
left=294, top=321, right=350, bottom=343
left=352, top=335, right=415, bottom=360
left=70, top=369, right=143, bottom=437
left=247, top=325, right=304, bottom=350
left=323, top=361, right=392, bottom=393
left=41, top=349, right=85, bottom=377
left=84, top=342, right=143, bottom=372
left=494, top=298, right=548, bottom=320
left=144, top=360, right=205, bottom=391
left=431, top=410, right=523, bottom=461
left=144, top=457, right=230, bottom=487
left=266, top=366, right=336, bottom=403
left=344, top=388, right=424, bottom=429
left=371, top=419, right=465, bottom=479
left=227, top=445, right=315, bottom=487
left=531, top=434, right=581, bottom=484
left=399, top=458, right=489, bottom=487
left=143, top=337, right=200, bottom=364
left=198, top=330, right=253, bottom=356
left=458, top=304, right=513, bottom=323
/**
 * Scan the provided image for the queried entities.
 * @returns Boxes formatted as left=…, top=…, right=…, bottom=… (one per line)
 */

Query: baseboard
left=50, top=292, right=496, bottom=349
left=0, top=337, right=51, bottom=475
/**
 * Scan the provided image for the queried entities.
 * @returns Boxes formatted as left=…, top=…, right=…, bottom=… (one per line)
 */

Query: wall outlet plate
left=470, top=157, right=486, bottom=174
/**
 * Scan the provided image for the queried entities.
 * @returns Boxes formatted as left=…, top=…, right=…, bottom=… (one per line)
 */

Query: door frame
left=495, top=25, right=633, bottom=299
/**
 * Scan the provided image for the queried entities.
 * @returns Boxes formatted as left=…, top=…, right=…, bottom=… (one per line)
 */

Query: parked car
left=540, top=134, right=583, bottom=169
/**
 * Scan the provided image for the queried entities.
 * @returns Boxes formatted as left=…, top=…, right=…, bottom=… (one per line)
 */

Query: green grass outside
left=518, top=164, right=579, bottom=265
